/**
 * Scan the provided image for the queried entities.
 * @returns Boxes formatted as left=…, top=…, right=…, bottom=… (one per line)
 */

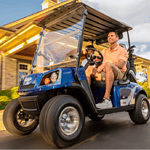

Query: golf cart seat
left=91, top=60, right=136, bottom=88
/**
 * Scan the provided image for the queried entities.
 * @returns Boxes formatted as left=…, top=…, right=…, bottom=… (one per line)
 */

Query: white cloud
left=134, top=47, right=139, bottom=54
left=83, top=0, right=145, bottom=11
left=136, top=72, right=146, bottom=82
left=130, top=23, right=150, bottom=42
left=140, top=45, right=147, bottom=52
left=138, top=51, right=150, bottom=60
left=82, top=0, right=150, bottom=25
left=120, top=23, right=150, bottom=42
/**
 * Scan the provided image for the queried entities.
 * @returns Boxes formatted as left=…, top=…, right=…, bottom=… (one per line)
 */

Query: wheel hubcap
left=16, top=109, right=36, bottom=127
left=141, top=100, right=149, bottom=119
left=59, top=106, right=79, bottom=135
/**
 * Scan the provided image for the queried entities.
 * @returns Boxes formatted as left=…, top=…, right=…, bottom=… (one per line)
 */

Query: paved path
left=1, top=99, right=150, bottom=148
left=0, top=112, right=150, bottom=149
left=0, top=110, right=5, bottom=131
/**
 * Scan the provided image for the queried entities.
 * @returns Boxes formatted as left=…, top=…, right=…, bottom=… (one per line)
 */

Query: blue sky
left=0, top=0, right=44, bottom=26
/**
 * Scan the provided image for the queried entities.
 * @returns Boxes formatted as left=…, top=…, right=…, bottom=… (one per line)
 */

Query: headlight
left=50, top=72, right=58, bottom=83
left=23, top=77, right=32, bottom=85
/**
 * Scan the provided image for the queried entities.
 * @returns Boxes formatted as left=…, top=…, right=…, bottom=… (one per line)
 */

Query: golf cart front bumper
left=18, top=96, right=40, bottom=115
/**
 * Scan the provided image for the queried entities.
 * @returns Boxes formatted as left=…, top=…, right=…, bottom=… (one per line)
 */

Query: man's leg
left=85, top=66, right=99, bottom=85
left=104, top=62, right=121, bottom=100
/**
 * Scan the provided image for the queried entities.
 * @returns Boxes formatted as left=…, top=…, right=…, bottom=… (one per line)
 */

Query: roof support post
left=127, top=30, right=131, bottom=48
left=75, top=8, right=88, bottom=83
left=30, top=29, right=45, bottom=74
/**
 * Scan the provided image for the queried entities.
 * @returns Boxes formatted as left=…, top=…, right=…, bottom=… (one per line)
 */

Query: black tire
left=88, top=114, right=104, bottom=121
left=3, top=99, right=39, bottom=135
left=39, top=95, right=85, bottom=148
left=129, top=94, right=150, bottom=124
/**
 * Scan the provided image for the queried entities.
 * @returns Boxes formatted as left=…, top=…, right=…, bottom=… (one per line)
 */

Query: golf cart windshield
left=32, top=2, right=133, bottom=73
left=33, top=18, right=83, bottom=72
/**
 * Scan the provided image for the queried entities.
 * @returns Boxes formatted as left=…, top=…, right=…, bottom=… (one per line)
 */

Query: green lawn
left=0, top=87, right=19, bottom=110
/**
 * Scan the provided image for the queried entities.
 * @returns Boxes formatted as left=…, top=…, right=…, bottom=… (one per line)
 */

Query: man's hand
left=97, top=64, right=105, bottom=73
left=98, top=67, right=103, bottom=73
left=85, top=65, right=102, bottom=81
left=86, top=66, right=98, bottom=78
left=91, top=67, right=98, bottom=78
left=82, top=49, right=87, bottom=55
left=91, top=66, right=101, bottom=80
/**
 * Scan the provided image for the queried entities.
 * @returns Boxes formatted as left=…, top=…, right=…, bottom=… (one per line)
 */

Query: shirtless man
left=85, top=31, right=128, bottom=108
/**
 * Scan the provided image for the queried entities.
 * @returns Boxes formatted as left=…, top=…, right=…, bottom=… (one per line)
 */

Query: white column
left=147, top=66, right=150, bottom=88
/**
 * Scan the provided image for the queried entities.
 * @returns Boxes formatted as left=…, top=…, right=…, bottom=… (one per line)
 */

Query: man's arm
left=113, top=48, right=128, bottom=69
left=113, top=59, right=125, bottom=69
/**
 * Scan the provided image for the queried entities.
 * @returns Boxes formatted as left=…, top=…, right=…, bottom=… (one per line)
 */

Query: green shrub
left=138, top=82, right=150, bottom=98
left=0, top=87, right=19, bottom=110
left=0, top=96, right=11, bottom=110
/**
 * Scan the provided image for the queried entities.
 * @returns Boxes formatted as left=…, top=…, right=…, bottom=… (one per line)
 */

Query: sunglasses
left=91, top=54, right=101, bottom=59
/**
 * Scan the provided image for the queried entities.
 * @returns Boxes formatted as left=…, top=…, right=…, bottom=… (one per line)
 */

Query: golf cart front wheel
left=3, top=99, right=39, bottom=135
left=129, top=94, right=150, bottom=124
left=39, top=95, right=85, bottom=148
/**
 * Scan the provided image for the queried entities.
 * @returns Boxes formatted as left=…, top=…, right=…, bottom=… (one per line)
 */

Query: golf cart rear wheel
left=39, top=95, right=85, bottom=148
left=89, top=114, right=104, bottom=121
left=129, top=94, right=150, bottom=124
left=3, top=99, right=39, bottom=135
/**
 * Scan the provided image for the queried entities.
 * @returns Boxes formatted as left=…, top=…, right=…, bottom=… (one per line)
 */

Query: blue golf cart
left=3, top=1, right=149, bottom=148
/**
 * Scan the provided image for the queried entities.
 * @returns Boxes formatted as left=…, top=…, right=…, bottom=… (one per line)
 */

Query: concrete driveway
left=1, top=112, right=150, bottom=149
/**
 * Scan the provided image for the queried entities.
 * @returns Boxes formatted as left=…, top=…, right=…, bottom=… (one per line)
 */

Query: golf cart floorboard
left=97, top=105, right=134, bottom=115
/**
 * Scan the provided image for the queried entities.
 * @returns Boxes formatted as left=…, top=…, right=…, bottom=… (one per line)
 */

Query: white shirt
left=81, top=59, right=88, bottom=67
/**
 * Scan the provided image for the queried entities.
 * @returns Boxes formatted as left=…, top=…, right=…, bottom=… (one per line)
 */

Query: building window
left=20, top=64, right=28, bottom=70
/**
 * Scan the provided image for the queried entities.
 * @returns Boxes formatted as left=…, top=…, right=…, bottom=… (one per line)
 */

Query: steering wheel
left=85, top=47, right=103, bottom=68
